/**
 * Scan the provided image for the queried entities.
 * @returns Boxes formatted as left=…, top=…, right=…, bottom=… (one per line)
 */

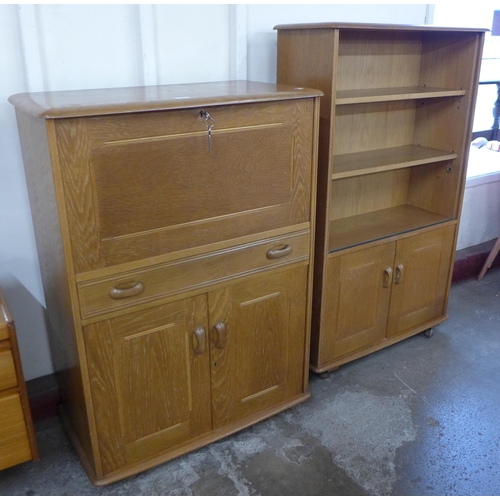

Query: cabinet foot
left=422, top=327, right=434, bottom=339
left=315, top=367, right=339, bottom=379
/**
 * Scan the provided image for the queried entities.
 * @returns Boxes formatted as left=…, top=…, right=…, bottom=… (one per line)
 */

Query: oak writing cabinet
left=275, top=23, right=485, bottom=374
left=9, top=81, right=321, bottom=484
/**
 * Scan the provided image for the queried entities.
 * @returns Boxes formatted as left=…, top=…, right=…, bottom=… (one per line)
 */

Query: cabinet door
left=57, top=99, right=315, bottom=272
left=387, top=225, right=455, bottom=337
left=84, top=295, right=212, bottom=476
left=209, top=266, right=308, bottom=429
left=317, top=243, right=395, bottom=365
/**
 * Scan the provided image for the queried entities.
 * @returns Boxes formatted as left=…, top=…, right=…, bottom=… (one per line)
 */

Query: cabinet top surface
left=274, top=21, right=488, bottom=33
left=8, top=80, right=323, bottom=119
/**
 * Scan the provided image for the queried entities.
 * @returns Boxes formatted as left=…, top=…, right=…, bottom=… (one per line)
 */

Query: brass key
left=200, top=110, right=215, bottom=153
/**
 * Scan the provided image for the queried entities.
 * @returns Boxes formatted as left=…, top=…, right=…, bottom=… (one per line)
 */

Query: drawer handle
left=213, top=321, right=227, bottom=349
left=108, top=281, right=145, bottom=300
left=266, top=244, right=292, bottom=260
left=192, top=326, right=207, bottom=355
left=395, top=264, right=404, bottom=284
left=383, top=267, right=393, bottom=288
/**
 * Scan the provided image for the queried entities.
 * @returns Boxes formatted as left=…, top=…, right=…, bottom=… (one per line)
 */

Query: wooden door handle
left=395, top=264, right=404, bottom=284
left=108, top=281, right=145, bottom=300
left=213, top=321, right=227, bottom=348
left=266, top=244, right=292, bottom=259
left=192, top=326, right=206, bottom=355
left=383, top=267, right=393, bottom=288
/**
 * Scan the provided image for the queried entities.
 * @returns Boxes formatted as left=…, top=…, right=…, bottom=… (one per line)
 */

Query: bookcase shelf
left=329, top=204, right=452, bottom=252
left=276, top=22, right=485, bottom=373
left=332, top=145, right=458, bottom=180
left=336, top=86, right=466, bottom=105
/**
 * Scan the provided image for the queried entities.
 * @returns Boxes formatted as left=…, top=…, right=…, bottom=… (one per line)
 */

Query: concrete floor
left=1, top=267, right=499, bottom=495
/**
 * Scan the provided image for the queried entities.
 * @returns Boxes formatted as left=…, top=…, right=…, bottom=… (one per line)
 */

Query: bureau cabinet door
left=209, top=266, right=308, bottom=429
left=56, top=99, right=315, bottom=272
left=317, top=243, right=395, bottom=365
left=387, top=225, right=455, bottom=337
left=84, top=295, right=212, bottom=476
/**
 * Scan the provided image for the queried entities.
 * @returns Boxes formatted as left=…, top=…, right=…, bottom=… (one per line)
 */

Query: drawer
left=0, top=343, right=17, bottom=391
left=57, top=98, right=315, bottom=272
left=0, top=393, right=32, bottom=470
left=78, top=230, right=310, bottom=320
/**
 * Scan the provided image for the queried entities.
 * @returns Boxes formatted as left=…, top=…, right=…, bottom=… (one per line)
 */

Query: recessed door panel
left=387, top=225, right=455, bottom=337
left=209, top=266, right=308, bottom=429
left=319, top=243, right=395, bottom=364
left=84, top=295, right=211, bottom=475
left=91, top=125, right=291, bottom=239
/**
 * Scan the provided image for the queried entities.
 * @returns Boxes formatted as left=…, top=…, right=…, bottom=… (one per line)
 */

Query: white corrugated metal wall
left=0, top=4, right=429, bottom=380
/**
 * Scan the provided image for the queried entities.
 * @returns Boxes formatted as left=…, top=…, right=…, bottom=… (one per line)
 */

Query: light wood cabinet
left=276, top=23, right=485, bottom=373
left=0, top=288, right=38, bottom=470
left=9, top=81, right=320, bottom=484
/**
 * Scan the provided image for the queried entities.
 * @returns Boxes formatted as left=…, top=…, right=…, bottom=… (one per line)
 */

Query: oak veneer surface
left=10, top=81, right=320, bottom=484
left=8, top=80, right=321, bottom=118
left=52, top=98, right=316, bottom=273
left=274, top=22, right=487, bottom=32
left=276, top=23, right=484, bottom=373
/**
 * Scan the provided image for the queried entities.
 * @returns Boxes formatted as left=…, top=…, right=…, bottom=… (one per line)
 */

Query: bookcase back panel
left=408, top=161, right=459, bottom=219
left=420, top=32, right=483, bottom=90
left=337, top=31, right=422, bottom=91
left=330, top=169, right=410, bottom=221
left=334, top=101, right=416, bottom=155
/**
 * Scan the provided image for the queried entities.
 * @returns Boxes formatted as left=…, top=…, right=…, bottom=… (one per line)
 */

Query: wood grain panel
left=334, top=101, right=416, bottom=155
left=0, top=343, right=17, bottom=391
left=408, top=161, right=459, bottom=219
left=329, top=205, right=451, bottom=253
left=88, top=100, right=293, bottom=143
left=290, top=99, right=315, bottom=224
left=91, top=125, right=291, bottom=239
left=387, top=225, right=455, bottom=337
left=78, top=231, right=310, bottom=320
left=0, top=394, right=32, bottom=471
left=8, top=81, right=321, bottom=119
left=336, top=86, right=465, bottom=105
left=210, top=267, right=307, bottom=429
left=14, top=112, right=93, bottom=471
left=330, top=169, right=410, bottom=221
left=277, top=28, right=336, bottom=120
left=84, top=296, right=212, bottom=475
left=54, top=118, right=104, bottom=271
left=314, top=243, right=394, bottom=367
left=332, top=145, right=457, bottom=180
left=336, top=30, right=422, bottom=91
left=57, top=98, right=315, bottom=272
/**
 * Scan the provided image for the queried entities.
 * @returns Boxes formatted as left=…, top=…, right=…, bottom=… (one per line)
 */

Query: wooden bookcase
left=9, top=81, right=321, bottom=484
left=275, top=23, right=485, bottom=374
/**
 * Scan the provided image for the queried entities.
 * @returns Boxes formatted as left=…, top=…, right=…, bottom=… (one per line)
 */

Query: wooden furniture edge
left=274, top=22, right=488, bottom=33
left=8, top=81, right=323, bottom=119
left=60, top=393, right=309, bottom=486
left=0, top=288, right=39, bottom=462
left=310, top=315, right=449, bottom=374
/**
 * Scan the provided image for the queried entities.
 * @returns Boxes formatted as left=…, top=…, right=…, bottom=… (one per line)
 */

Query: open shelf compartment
left=329, top=204, right=453, bottom=252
